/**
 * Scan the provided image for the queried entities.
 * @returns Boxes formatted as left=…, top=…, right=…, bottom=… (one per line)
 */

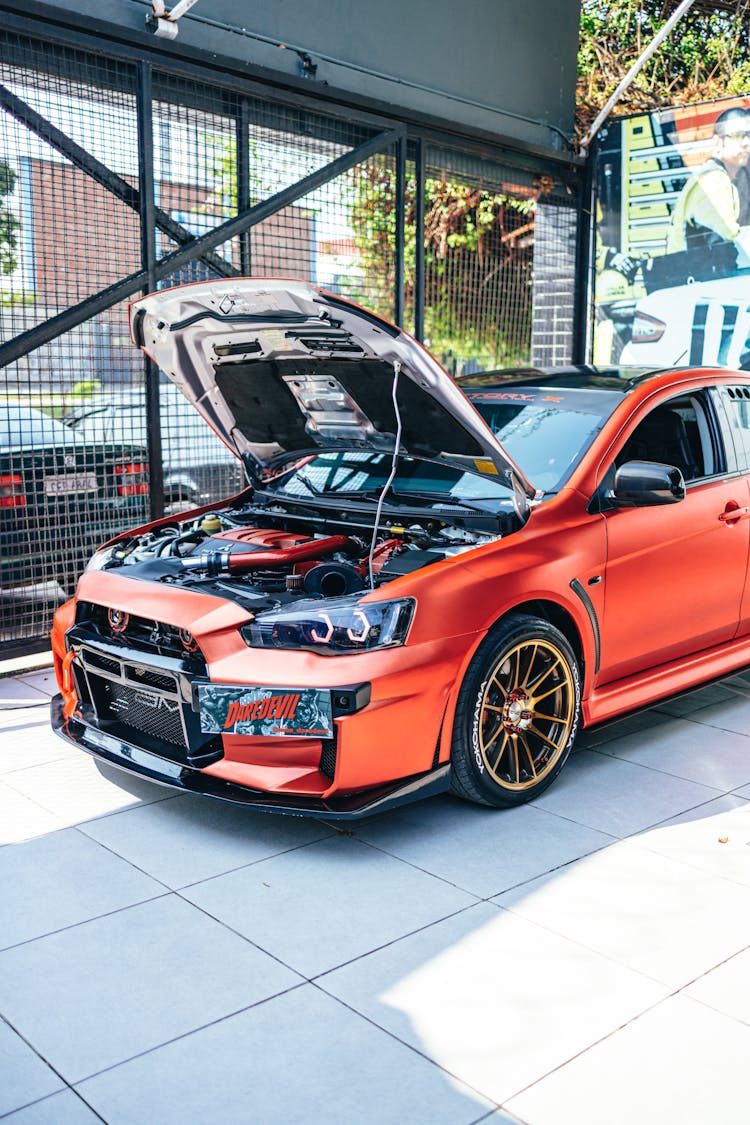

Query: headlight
left=240, top=596, right=415, bottom=655
left=85, top=546, right=117, bottom=572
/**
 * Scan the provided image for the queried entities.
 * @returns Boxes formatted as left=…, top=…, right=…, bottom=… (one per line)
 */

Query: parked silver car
left=64, top=383, right=245, bottom=510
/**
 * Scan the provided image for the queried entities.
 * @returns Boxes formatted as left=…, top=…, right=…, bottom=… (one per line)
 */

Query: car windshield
left=273, top=386, right=624, bottom=501
left=272, top=451, right=514, bottom=505
left=467, top=386, right=624, bottom=492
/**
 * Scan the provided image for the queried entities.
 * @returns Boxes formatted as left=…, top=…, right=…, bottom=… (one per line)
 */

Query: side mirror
left=611, top=460, right=686, bottom=507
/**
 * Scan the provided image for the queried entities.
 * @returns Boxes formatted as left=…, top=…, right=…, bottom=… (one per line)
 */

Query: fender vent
left=319, top=734, right=337, bottom=780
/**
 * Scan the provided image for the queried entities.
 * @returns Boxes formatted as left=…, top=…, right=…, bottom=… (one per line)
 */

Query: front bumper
left=51, top=694, right=450, bottom=819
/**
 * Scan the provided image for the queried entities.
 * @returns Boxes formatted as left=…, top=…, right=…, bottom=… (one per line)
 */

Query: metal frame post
left=137, top=60, right=165, bottom=520
left=573, top=142, right=596, bottom=364
left=414, top=138, right=425, bottom=342
left=394, top=134, right=406, bottom=326
left=237, top=97, right=252, bottom=276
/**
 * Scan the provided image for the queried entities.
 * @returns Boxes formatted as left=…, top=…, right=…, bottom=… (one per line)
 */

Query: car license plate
left=44, top=472, right=99, bottom=496
left=198, top=684, right=333, bottom=738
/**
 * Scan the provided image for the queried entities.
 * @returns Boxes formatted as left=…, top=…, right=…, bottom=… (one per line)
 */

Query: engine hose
left=303, top=562, right=364, bottom=597
left=180, top=534, right=356, bottom=575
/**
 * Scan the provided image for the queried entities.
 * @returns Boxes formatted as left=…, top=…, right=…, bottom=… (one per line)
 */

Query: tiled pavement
left=2, top=667, right=750, bottom=1123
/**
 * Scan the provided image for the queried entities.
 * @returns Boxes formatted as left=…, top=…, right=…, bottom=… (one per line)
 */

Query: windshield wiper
left=294, top=470, right=323, bottom=496
left=309, top=488, right=499, bottom=513
left=391, top=490, right=506, bottom=504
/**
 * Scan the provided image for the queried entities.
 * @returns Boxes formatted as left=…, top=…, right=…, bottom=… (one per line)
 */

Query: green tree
left=205, top=132, right=541, bottom=370
left=350, top=159, right=536, bottom=370
left=0, top=160, right=19, bottom=275
left=577, top=1, right=750, bottom=138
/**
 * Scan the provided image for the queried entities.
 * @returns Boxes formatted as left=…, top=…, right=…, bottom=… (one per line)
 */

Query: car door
left=596, top=389, right=750, bottom=687
left=712, top=383, right=750, bottom=637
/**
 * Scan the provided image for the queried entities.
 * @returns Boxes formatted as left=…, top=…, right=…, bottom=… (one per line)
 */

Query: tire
left=450, top=613, right=581, bottom=808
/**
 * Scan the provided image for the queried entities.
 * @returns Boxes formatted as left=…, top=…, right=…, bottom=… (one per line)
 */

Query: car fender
left=377, top=490, right=603, bottom=663
left=431, top=583, right=595, bottom=766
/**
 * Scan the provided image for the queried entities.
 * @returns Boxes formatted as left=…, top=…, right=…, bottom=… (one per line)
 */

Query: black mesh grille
left=319, top=739, right=337, bottom=780
left=85, top=651, right=121, bottom=676
left=98, top=678, right=186, bottom=747
left=124, top=666, right=177, bottom=692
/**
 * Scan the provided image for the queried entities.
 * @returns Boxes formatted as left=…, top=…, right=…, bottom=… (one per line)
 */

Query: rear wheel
left=450, top=614, right=581, bottom=807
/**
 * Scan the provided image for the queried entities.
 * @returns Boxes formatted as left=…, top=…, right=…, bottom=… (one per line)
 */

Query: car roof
left=456, top=364, right=674, bottom=394
left=0, top=405, right=83, bottom=451
left=71, top=383, right=187, bottom=408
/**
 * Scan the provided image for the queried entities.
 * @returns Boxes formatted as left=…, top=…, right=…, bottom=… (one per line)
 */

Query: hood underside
left=129, top=279, right=535, bottom=503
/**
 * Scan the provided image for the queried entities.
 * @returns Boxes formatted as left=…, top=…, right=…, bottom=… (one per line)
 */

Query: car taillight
left=0, top=473, right=27, bottom=508
left=630, top=311, right=666, bottom=344
left=114, top=462, right=150, bottom=497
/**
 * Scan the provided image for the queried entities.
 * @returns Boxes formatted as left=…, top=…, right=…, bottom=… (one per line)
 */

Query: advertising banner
left=593, top=96, right=750, bottom=368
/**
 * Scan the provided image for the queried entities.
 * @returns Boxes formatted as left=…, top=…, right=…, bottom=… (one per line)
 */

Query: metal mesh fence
left=152, top=81, right=239, bottom=279
left=0, top=40, right=149, bottom=647
left=422, top=147, right=580, bottom=375
left=421, top=146, right=536, bottom=375
left=0, top=28, right=579, bottom=652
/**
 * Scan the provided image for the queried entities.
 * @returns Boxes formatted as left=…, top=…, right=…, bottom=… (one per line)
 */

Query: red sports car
left=50, top=279, right=750, bottom=818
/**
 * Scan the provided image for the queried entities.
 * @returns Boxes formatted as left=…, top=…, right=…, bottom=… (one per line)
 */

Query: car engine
left=94, top=486, right=509, bottom=612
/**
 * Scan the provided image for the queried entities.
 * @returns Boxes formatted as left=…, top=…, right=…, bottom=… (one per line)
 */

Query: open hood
left=129, top=279, right=536, bottom=506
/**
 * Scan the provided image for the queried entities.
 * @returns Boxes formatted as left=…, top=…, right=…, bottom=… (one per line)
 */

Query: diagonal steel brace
left=0, top=82, right=238, bottom=278
left=0, top=125, right=402, bottom=368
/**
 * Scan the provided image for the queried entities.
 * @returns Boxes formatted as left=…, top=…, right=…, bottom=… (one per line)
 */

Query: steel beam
left=0, top=82, right=237, bottom=279
left=137, top=61, right=165, bottom=520
left=394, top=135, right=406, bottom=327
left=237, top=97, right=252, bottom=276
left=414, top=138, right=425, bottom=342
left=573, top=145, right=596, bottom=364
left=0, top=126, right=403, bottom=368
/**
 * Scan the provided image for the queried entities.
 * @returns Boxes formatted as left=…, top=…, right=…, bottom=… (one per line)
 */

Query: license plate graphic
left=198, top=684, right=333, bottom=738
left=44, top=472, right=99, bottom=496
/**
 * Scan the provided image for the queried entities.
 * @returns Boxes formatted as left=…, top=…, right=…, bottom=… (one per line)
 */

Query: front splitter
left=50, top=694, right=450, bottom=820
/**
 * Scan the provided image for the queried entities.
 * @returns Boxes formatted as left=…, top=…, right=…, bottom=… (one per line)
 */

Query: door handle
left=719, top=501, right=750, bottom=523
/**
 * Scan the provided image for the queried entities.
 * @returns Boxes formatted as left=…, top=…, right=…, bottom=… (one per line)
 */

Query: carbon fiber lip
left=50, top=694, right=450, bottom=820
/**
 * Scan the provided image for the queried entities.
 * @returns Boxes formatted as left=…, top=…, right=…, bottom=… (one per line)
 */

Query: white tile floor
left=1, top=667, right=750, bottom=1123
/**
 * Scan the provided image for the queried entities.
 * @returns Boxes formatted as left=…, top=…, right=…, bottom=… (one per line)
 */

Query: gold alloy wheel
left=478, top=638, right=576, bottom=791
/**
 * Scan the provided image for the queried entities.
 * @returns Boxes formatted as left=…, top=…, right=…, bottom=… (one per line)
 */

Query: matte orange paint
left=50, top=364, right=750, bottom=805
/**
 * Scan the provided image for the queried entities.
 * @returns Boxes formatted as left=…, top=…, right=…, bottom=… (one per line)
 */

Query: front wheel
left=450, top=614, right=581, bottom=808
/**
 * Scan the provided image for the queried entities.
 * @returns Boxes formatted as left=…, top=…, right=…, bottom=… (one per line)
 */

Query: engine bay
left=97, top=484, right=515, bottom=612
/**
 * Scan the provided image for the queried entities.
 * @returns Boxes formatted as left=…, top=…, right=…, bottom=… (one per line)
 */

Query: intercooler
left=68, top=633, right=223, bottom=768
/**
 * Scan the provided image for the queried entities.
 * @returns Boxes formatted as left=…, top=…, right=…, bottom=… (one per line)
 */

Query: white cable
left=167, top=0, right=200, bottom=22
left=368, top=360, right=402, bottom=590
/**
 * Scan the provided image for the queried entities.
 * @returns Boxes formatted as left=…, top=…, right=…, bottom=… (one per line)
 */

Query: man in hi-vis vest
left=667, top=106, right=750, bottom=263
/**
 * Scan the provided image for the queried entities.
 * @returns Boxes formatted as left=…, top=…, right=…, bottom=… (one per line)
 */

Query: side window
left=714, top=386, right=750, bottom=471
left=617, top=394, right=717, bottom=481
